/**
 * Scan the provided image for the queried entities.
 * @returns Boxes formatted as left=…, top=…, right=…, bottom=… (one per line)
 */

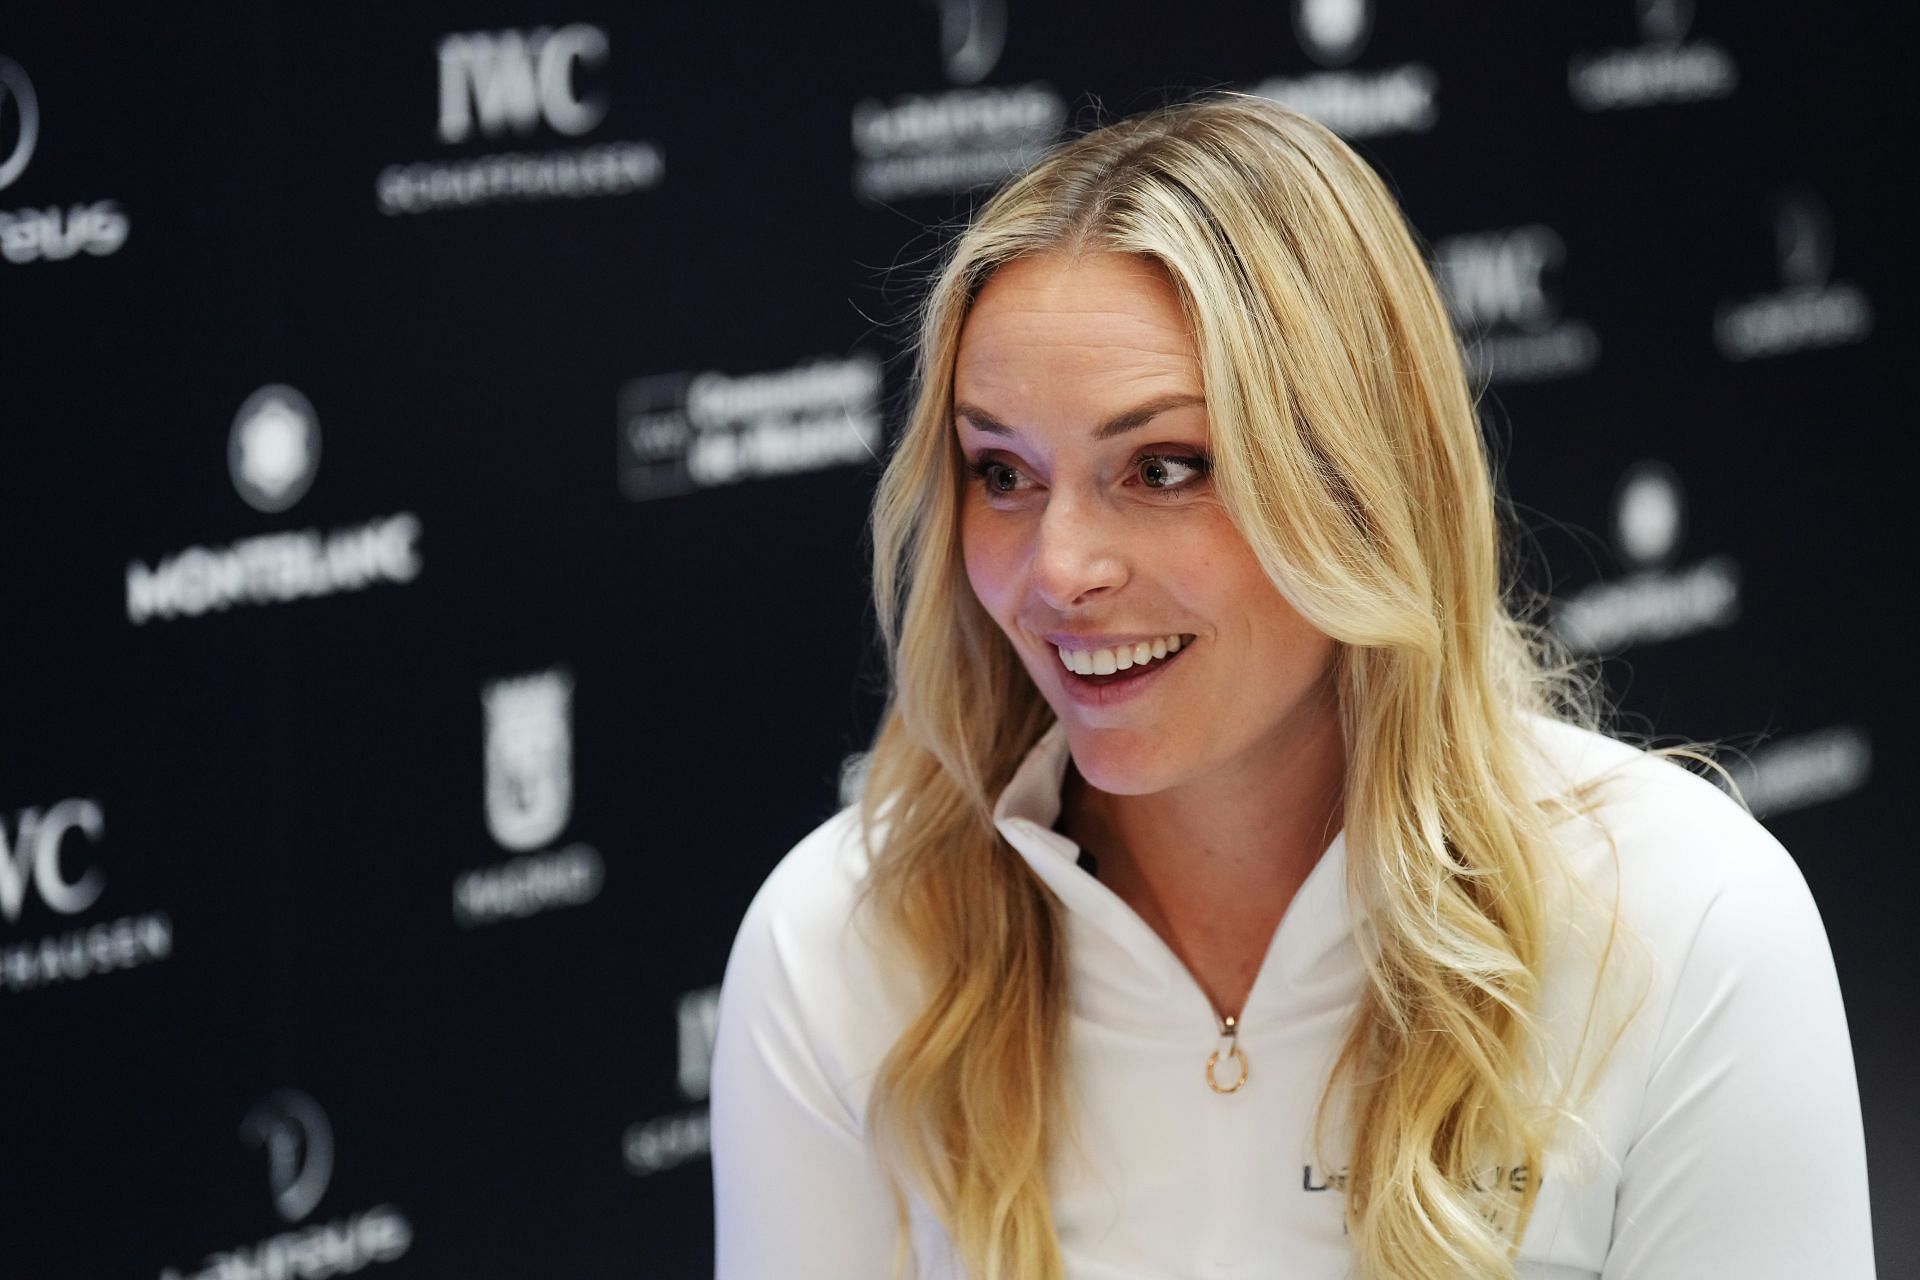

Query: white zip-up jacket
left=711, top=716, right=1874, bottom=1277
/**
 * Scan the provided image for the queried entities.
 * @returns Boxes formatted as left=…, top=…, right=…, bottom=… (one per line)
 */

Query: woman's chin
left=1063, top=730, right=1185, bottom=798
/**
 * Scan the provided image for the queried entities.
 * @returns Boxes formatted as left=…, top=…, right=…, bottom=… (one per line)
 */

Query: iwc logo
left=1552, top=461, right=1740, bottom=654
left=1, top=796, right=174, bottom=995
left=1434, top=224, right=1600, bottom=385
left=229, top=384, right=321, bottom=514
left=1723, top=725, right=1873, bottom=819
left=376, top=24, right=663, bottom=215
left=1568, top=0, right=1737, bottom=110
left=0, top=55, right=130, bottom=266
left=1256, top=0, right=1436, bottom=139
left=159, top=1091, right=412, bottom=1280
left=1714, top=190, right=1874, bottom=361
left=454, top=668, right=604, bottom=927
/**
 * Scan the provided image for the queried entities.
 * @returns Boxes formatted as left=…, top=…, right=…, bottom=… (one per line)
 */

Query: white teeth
left=1057, top=635, right=1188, bottom=677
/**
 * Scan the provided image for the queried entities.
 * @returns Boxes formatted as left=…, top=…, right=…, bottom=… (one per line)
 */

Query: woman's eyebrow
left=954, top=393, right=1206, bottom=441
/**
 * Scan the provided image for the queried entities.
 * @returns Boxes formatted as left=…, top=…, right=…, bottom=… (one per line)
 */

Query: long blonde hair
left=857, top=94, right=1641, bottom=1280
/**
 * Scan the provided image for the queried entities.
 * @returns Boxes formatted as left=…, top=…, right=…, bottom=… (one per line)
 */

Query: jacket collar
left=989, top=720, right=1367, bottom=1035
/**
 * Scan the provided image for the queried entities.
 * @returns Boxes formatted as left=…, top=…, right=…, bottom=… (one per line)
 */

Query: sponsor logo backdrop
left=1, top=2, right=1907, bottom=1274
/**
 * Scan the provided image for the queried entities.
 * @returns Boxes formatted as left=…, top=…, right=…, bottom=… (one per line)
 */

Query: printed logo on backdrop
left=1569, top=0, right=1737, bottom=110
left=624, top=985, right=719, bottom=1177
left=618, top=353, right=884, bottom=500
left=1714, top=190, right=1874, bottom=361
left=1722, top=726, right=1872, bottom=819
left=1435, top=225, right=1600, bottom=385
left=1551, top=460, right=1740, bottom=654
left=0, top=56, right=130, bottom=265
left=229, top=385, right=322, bottom=513
left=127, top=386, right=423, bottom=625
left=454, top=668, right=605, bottom=927
left=159, top=1091, right=412, bottom=1280
left=1253, top=0, right=1437, bottom=139
left=2, top=797, right=173, bottom=995
left=377, top=23, right=664, bottom=215
left=851, top=2, right=1065, bottom=202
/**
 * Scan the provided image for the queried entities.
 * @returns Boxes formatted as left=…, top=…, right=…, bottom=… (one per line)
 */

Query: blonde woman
left=709, top=96, right=1873, bottom=1279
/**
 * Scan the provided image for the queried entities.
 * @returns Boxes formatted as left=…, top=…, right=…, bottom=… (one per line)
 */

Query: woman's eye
left=1136, top=454, right=1210, bottom=491
left=972, top=460, right=1027, bottom=494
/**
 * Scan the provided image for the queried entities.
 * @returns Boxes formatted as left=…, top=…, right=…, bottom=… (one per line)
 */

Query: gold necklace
left=1206, top=1013, right=1249, bottom=1094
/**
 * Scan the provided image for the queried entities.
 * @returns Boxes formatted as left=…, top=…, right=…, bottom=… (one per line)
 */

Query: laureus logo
left=241, top=1089, right=334, bottom=1223
left=932, top=0, right=1006, bottom=85
left=0, top=57, right=39, bottom=191
left=1637, top=0, right=1694, bottom=44
left=159, top=1093, right=411, bottom=1279
left=229, top=385, right=321, bottom=514
left=1773, top=190, right=1834, bottom=290
left=483, top=669, right=574, bottom=853
left=1294, top=0, right=1372, bottom=68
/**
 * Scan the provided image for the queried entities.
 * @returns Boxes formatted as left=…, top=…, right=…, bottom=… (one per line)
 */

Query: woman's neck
left=1060, top=684, right=1346, bottom=1020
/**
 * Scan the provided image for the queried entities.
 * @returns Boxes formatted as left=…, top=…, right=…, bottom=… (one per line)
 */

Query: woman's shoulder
left=1518, top=714, right=1840, bottom=1058
left=716, top=806, right=916, bottom=1109
left=1520, top=713, right=1807, bottom=904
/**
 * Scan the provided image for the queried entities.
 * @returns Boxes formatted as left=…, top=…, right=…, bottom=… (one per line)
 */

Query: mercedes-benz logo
left=0, top=57, right=40, bottom=192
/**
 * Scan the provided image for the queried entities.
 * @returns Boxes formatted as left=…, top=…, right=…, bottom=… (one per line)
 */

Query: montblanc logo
left=0, top=55, right=130, bottom=266
left=932, top=0, right=1005, bottom=86
left=1714, top=190, right=1873, bottom=361
left=1613, top=461, right=1685, bottom=568
left=126, top=387, right=423, bottom=625
left=0, top=56, right=39, bottom=190
left=618, top=353, right=884, bottom=501
left=1255, top=0, right=1436, bottom=138
left=1552, top=461, right=1739, bottom=654
left=624, top=984, right=719, bottom=1177
left=242, top=1090, right=334, bottom=1223
left=454, top=668, right=604, bottom=927
left=2, top=797, right=173, bottom=995
left=160, top=1092, right=412, bottom=1280
left=850, top=4, right=1063, bottom=202
left=1293, top=0, right=1373, bottom=69
left=230, top=384, right=321, bottom=513
left=1434, top=224, right=1600, bottom=385
left=1568, top=0, right=1736, bottom=110
left=376, top=23, right=663, bottom=215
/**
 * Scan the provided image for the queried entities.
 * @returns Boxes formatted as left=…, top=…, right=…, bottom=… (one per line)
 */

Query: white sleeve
left=1601, top=834, right=1876, bottom=1278
left=709, top=869, right=907, bottom=1280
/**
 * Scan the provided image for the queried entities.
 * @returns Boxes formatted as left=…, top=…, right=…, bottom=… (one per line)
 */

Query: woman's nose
left=1030, top=495, right=1128, bottom=610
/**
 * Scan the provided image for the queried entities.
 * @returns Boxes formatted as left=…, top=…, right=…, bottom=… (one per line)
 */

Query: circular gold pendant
left=1206, top=1043, right=1249, bottom=1094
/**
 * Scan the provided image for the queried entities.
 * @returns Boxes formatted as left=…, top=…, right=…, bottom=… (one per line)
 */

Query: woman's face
left=955, top=251, right=1339, bottom=797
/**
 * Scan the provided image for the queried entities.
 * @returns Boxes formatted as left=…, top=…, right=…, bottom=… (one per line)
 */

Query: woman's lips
left=1051, top=635, right=1194, bottom=706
